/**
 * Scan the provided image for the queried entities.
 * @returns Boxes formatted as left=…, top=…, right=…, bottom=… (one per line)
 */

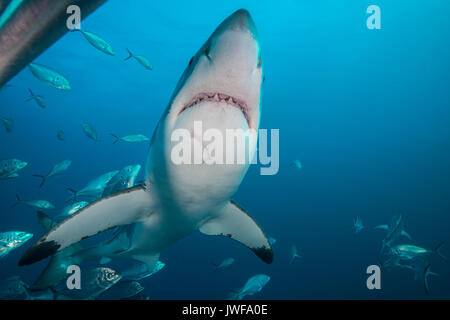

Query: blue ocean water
left=1, top=0, right=450, bottom=299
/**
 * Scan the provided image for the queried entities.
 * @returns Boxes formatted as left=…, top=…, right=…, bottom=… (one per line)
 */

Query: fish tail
left=110, top=134, right=119, bottom=144
left=434, top=241, right=448, bottom=262
left=11, top=194, right=21, bottom=208
left=423, top=264, right=439, bottom=295
left=25, top=88, right=34, bottom=102
left=124, top=48, right=134, bottom=61
left=32, top=174, right=46, bottom=188
left=66, top=188, right=78, bottom=203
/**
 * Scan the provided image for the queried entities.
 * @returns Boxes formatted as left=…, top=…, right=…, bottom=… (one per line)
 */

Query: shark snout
left=224, top=9, right=258, bottom=39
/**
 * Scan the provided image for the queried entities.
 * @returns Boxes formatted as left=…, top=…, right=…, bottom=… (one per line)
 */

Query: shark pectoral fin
left=199, top=201, right=273, bottom=264
left=19, top=185, right=152, bottom=266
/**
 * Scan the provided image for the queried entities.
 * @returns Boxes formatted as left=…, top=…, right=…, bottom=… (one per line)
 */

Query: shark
left=19, top=9, right=273, bottom=273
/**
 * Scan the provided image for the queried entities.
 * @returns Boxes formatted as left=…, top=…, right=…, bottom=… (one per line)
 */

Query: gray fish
left=102, top=165, right=141, bottom=197
left=0, top=158, right=27, bottom=179
left=213, top=257, right=234, bottom=272
left=56, top=129, right=65, bottom=141
left=56, top=201, right=89, bottom=219
left=67, top=170, right=119, bottom=202
left=73, top=29, right=115, bottom=56
left=55, top=267, right=121, bottom=300
left=228, top=274, right=270, bottom=300
left=353, top=216, right=364, bottom=234
left=0, top=116, right=13, bottom=132
left=121, top=260, right=166, bottom=281
left=124, top=48, right=153, bottom=70
left=81, top=122, right=98, bottom=141
left=99, top=280, right=144, bottom=300
left=25, top=88, right=46, bottom=108
left=290, top=245, right=301, bottom=264
left=0, top=231, right=33, bottom=258
left=28, top=63, right=71, bottom=90
left=32, top=159, right=72, bottom=187
left=268, top=237, right=276, bottom=246
left=0, top=276, right=30, bottom=299
left=111, top=134, right=149, bottom=144
left=13, top=195, right=55, bottom=211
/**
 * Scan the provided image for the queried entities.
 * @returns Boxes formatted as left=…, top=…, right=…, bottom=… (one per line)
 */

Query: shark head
left=147, top=9, right=263, bottom=211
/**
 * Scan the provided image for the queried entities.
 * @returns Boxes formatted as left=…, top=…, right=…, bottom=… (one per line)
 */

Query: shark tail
left=11, top=194, right=22, bottom=208
left=32, top=174, right=46, bottom=188
left=110, top=134, right=120, bottom=144
left=124, top=48, right=134, bottom=61
left=434, top=241, right=448, bottom=262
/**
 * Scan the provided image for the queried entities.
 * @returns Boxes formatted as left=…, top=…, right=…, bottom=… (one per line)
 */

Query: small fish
left=73, top=29, right=115, bottom=56
left=28, top=63, right=71, bottom=90
left=268, top=237, right=277, bottom=246
left=32, top=159, right=72, bottom=187
left=0, top=276, right=30, bottom=299
left=0, top=231, right=33, bottom=258
left=55, top=267, right=121, bottom=300
left=67, top=170, right=119, bottom=202
left=228, top=274, right=270, bottom=300
left=290, top=245, right=301, bottom=264
left=56, top=129, right=65, bottom=141
left=99, top=280, right=144, bottom=300
left=111, top=134, right=149, bottom=144
left=25, top=89, right=46, bottom=108
left=213, top=257, right=235, bottom=272
left=374, top=224, right=412, bottom=240
left=124, top=48, right=153, bottom=70
left=121, top=261, right=166, bottom=281
left=13, top=195, right=55, bottom=211
left=0, top=116, right=14, bottom=132
left=292, top=160, right=302, bottom=170
left=0, top=159, right=27, bottom=179
left=102, top=165, right=141, bottom=197
left=353, top=216, right=364, bottom=234
left=81, top=122, right=98, bottom=141
left=56, top=201, right=89, bottom=219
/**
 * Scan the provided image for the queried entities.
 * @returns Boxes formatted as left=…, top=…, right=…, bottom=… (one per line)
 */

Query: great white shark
left=19, top=9, right=273, bottom=273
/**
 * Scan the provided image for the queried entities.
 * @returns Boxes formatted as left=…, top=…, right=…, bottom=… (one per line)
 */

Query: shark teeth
left=179, top=92, right=250, bottom=126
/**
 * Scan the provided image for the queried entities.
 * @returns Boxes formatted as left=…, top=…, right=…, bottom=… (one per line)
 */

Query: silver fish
left=124, top=48, right=153, bottom=70
left=102, top=165, right=141, bottom=197
left=111, top=134, right=149, bottom=144
left=0, top=116, right=13, bottom=132
left=353, top=216, right=364, bottom=234
left=0, top=231, right=33, bottom=258
left=67, top=170, right=119, bottom=202
left=74, top=29, right=115, bottom=56
left=32, top=159, right=72, bottom=187
left=81, top=122, right=98, bottom=141
left=25, top=88, right=46, bottom=108
left=214, top=257, right=234, bottom=272
left=56, top=129, right=65, bottom=141
left=56, top=201, right=89, bottom=219
left=290, top=245, right=301, bottom=264
left=0, top=158, right=27, bottom=179
left=228, top=274, right=270, bottom=300
left=13, top=195, right=55, bottom=211
left=28, top=63, right=71, bottom=90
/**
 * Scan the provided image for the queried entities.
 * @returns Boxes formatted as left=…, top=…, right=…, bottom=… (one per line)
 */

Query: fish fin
left=19, top=185, right=153, bottom=266
left=401, top=230, right=412, bottom=240
left=434, top=241, right=448, bottom=262
left=424, top=264, right=432, bottom=295
left=374, top=224, right=389, bottom=231
left=66, top=188, right=78, bottom=203
left=199, top=200, right=273, bottom=264
left=131, top=253, right=160, bottom=275
left=32, top=174, right=46, bottom=187
left=37, top=211, right=56, bottom=233
left=11, top=194, right=21, bottom=208
left=110, top=134, right=119, bottom=144
left=124, top=48, right=134, bottom=61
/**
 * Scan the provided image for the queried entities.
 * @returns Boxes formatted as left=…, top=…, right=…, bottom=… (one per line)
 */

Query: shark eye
left=188, top=56, right=194, bottom=67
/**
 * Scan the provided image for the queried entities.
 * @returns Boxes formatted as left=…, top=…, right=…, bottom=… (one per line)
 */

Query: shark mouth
left=179, top=92, right=250, bottom=127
